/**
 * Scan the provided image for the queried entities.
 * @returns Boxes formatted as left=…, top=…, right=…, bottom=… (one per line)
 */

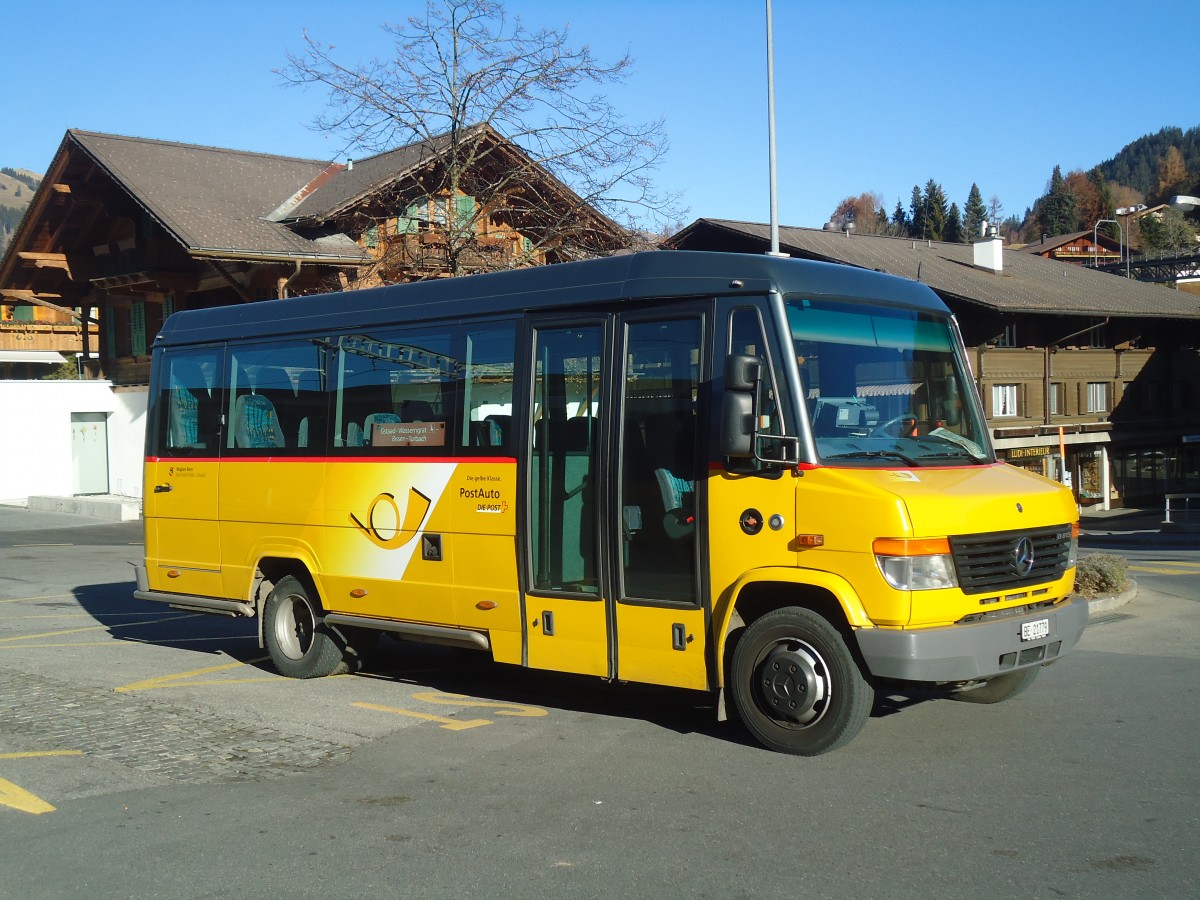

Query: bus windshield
left=786, top=296, right=992, bottom=467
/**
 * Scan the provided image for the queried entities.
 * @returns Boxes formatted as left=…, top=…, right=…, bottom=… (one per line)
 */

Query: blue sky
left=5, top=1, right=1198, bottom=229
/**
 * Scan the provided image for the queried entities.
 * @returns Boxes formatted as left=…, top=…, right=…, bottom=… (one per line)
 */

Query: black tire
left=950, top=666, right=1040, bottom=704
left=263, top=575, right=347, bottom=678
left=730, top=607, right=873, bottom=756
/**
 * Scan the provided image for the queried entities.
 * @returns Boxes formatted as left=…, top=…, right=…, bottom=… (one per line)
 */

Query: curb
left=1085, top=578, right=1138, bottom=615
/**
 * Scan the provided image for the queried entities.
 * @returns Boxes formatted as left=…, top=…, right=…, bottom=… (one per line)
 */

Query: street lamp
left=1116, top=204, right=1148, bottom=278
left=1092, top=219, right=1122, bottom=269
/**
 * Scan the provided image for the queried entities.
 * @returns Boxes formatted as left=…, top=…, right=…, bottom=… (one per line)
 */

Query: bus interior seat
left=469, top=418, right=503, bottom=447
left=232, top=393, right=286, bottom=449
left=484, top=414, right=511, bottom=447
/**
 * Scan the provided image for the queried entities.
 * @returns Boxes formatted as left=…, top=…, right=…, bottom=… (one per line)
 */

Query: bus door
left=613, top=312, right=708, bottom=690
left=144, top=346, right=225, bottom=597
left=525, top=321, right=609, bottom=677
left=522, top=312, right=709, bottom=690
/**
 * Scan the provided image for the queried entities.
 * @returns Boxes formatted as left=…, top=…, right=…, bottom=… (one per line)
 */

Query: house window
left=1086, top=381, right=1109, bottom=413
left=995, top=323, right=1018, bottom=348
left=1087, top=318, right=1106, bottom=348
left=1049, top=382, right=1065, bottom=416
left=992, top=384, right=1019, bottom=417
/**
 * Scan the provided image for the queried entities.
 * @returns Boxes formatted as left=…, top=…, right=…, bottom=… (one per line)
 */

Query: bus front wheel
left=264, top=575, right=347, bottom=678
left=730, top=607, right=873, bottom=756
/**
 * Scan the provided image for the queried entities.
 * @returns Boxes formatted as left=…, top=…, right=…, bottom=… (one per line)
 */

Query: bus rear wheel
left=730, top=607, right=873, bottom=756
left=264, top=575, right=347, bottom=678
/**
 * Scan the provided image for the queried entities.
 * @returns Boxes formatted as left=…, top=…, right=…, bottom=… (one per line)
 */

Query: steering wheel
left=870, top=414, right=918, bottom=438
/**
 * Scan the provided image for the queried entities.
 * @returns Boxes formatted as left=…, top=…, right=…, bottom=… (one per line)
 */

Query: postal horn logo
left=1011, top=536, right=1035, bottom=577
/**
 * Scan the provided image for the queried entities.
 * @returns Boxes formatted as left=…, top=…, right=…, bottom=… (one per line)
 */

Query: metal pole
left=765, top=0, right=782, bottom=256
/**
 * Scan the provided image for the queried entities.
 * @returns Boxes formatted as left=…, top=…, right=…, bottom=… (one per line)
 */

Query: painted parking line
left=0, top=613, right=199, bottom=644
left=0, top=594, right=76, bottom=604
left=410, top=691, right=549, bottom=718
left=0, top=777, right=56, bottom=815
left=0, top=751, right=83, bottom=760
left=114, top=656, right=273, bottom=693
left=1128, top=565, right=1200, bottom=575
left=353, top=701, right=493, bottom=731
left=0, top=752, right=83, bottom=816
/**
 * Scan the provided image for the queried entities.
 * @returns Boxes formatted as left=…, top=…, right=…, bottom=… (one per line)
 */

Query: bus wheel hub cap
left=760, top=643, right=827, bottom=724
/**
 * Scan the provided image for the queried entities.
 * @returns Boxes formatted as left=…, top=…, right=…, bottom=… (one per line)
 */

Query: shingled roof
left=69, top=130, right=368, bottom=262
left=668, top=218, right=1200, bottom=320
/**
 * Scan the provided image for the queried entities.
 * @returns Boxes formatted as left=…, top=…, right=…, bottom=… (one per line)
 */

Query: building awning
left=0, top=350, right=68, bottom=364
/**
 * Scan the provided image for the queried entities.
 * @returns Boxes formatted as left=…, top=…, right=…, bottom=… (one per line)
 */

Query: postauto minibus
left=135, top=250, right=1086, bottom=755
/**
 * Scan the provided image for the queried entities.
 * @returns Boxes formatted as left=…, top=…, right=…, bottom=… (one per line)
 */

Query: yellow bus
left=135, top=251, right=1085, bottom=755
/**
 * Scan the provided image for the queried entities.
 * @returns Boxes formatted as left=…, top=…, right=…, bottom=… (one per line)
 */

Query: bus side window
left=160, top=350, right=223, bottom=456
left=331, top=328, right=457, bottom=453
left=224, top=341, right=327, bottom=454
left=461, top=322, right=516, bottom=451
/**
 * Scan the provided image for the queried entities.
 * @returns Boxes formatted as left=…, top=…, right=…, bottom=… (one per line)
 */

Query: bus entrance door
left=613, top=314, right=708, bottom=691
left=525, top=322, right=609, bottom=677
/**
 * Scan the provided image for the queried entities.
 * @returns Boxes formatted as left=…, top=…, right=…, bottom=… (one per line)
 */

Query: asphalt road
left=2, top=505, right=1198, bottom=899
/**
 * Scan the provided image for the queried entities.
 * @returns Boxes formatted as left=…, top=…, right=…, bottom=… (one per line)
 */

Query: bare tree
left=278, top=0, right=680, bottom=278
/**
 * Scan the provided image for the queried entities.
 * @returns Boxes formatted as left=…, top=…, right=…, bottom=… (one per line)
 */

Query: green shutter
left=131, top=301, right=146, bottom=356
left=163, top=293, right=175, bottom=319
left=13, top=304, right=34, bottom=322
left=365, top=225, right=379, bottom=249
left=456, top=195, right=476, bottom=227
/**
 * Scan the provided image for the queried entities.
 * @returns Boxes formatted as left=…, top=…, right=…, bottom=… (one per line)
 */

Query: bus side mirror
left=720, top=354, right=761, bottom=458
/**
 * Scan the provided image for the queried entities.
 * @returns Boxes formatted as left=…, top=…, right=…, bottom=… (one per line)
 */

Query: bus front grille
left=949, top=525, right=1072, bottom=595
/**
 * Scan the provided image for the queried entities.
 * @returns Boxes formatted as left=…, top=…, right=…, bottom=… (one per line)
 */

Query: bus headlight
left=873, top=538, right=958, bottom=591
left=1068, top=522, right=1079, bottom=568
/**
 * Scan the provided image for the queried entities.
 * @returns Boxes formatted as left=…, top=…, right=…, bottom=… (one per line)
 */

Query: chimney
left=973, top=223, right=1003, bottom=274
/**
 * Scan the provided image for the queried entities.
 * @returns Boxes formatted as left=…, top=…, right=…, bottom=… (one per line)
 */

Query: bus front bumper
left=854, top=595, right=1089, bottom=684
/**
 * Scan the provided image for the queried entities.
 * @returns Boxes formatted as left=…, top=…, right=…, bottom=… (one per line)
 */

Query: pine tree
left=909, top=185, right=925, bottom=238
left=891, top=198, right=909, bottom=235
left=963, top=183, right=987, bottom=240
left=945, top=202, right=964, bottom=243
left=1039, top=165, right=1076, bottom=237
left=924, top=179, right=948, bottom=241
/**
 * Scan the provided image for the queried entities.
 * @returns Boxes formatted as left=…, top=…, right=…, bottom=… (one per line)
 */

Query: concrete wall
left=0, top=380, right=147, bottom=503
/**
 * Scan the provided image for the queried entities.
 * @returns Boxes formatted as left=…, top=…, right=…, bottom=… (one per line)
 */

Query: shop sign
left=1005, top=446, right=1051, bottom=460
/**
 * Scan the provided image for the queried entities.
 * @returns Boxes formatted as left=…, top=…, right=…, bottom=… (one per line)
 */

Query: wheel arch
left=249, top=555, right=323, bottom=649
left=714, top=567, right=872, bottom=691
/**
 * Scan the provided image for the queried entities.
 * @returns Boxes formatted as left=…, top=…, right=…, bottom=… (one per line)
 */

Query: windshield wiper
left=824, top=449, right=923, bottom=467
left=916, top=447, right=990, bottom=465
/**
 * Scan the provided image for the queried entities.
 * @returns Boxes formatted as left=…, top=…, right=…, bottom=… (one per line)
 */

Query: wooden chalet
left=1017, top=230, right=1122, bottom=266
left=0, top=125, right=626, bottom=385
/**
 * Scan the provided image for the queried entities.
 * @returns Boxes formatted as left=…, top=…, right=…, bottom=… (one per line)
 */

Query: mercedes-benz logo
left=1012, top=536, right=1035, bottom=577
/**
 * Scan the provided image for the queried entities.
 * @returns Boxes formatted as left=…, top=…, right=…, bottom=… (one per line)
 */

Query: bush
left=1074, top=553, right=1129, bottom=598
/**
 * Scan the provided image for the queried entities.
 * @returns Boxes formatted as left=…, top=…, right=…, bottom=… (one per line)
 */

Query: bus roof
left=153, top=250, right=950, bottom=348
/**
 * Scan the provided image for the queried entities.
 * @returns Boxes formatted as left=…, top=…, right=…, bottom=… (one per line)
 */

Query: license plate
left=1021, top=618, right=1050, bottom=642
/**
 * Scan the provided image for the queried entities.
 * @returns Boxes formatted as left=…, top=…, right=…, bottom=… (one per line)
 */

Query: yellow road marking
left=1128, top=565, right=1200, bottom=575
left=114, top=656, right=271, bottom=693
left=0, top=594, right=74, bottom=604
left=2, top=612, right=193, bottom=620
left=352, top=701, right=492, bottom=730
left=0, top=777, right=56, bottom=815
left=0, top=751, right=82, bottom=760
left=0, top=613, right=198, bottom=644
left=410, top=691, right=548, bottom=717
left=0, top=642, right=122, bottom=649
